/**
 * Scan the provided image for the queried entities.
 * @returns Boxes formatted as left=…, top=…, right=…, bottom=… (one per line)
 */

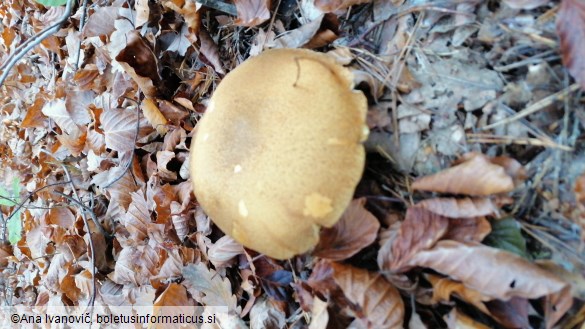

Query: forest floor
left=0, top=0, right=584, bottom=328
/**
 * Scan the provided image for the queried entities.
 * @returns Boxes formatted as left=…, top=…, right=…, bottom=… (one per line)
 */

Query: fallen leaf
left=557, top=0, right=585, bottom=90
left=313, top=198, right=380, bottom=261
left=41, top=99, right=81, bottom=136
left=199, top=28, right=225, bottom=75
left=101, top=108, right=138, bottom=153
left=182, top=262, right=239, bottom=311
left=141, top=98, right=168, bottom=135
left=154, top=283, right=193, bottom=306
left=249, top=296, right=286, bottom=329
left=443, top=216, right=492, bottom=243
left=83, top=6, right=120, bottom=37
left=426, top=274, right=491, bottom=314
left=233, top=0, right=271, bottom=27
left=331, top=262, right=404, bottom=329
left=380, top=207, right=449, bottom=272
left=412, top=153, right=518, bottom=196
left=416, top=197, right=499, bottom=218
left=406, top=240, right=571, bottom=302
left=109, top=244, right=159, bottom=286
left=115, top=31, right=160, bottom=97
left=122, top=191, right=150, bottom=241
left=208, top=235, right=245, bottom=268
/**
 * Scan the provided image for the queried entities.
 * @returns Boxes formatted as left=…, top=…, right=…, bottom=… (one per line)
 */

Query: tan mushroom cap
left=190, top=48, right=368, bottom=259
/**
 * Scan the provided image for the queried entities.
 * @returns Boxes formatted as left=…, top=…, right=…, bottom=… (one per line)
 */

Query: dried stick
left=482, top=83, right=581, bottom=130
left=59, top=164, right=97, bottom=308
left=0, top=0, right=75, bottom=87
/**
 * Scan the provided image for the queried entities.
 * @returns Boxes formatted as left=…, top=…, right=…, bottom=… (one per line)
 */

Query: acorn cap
left=190, top=48, right=368, bottom=259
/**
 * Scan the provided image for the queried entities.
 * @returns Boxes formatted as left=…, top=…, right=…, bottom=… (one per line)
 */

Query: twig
left=482, top=83, right=581, bottom=130
left=1, top=181, right=72, bottom=242
left=59, top=164, right=97, bottom=308
left=74, top=0, right=90, bottom=70
left=467, top=133, right=573, bottom=151
left=0, top=0, right=75, bottom=87
left=53, top=192, right=113, bottom=240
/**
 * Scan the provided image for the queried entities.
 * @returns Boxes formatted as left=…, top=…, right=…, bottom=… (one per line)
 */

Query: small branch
left=481, top=83, right=581, bottom=130
left=0, top=0, right=75, bottom=87
left=59, top=164, right=97, bottom=308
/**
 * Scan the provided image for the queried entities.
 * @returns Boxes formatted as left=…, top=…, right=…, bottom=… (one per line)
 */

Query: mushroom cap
left=190, top=48, right=368, bottom=259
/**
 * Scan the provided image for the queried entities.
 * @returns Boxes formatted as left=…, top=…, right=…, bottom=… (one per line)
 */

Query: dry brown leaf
left=115, top=31, right=160, bottom=97
left=41, top=99, right=81, bottom=136
left=171, top=201, right=190, bottom=241
left=21, top=96, right=46, bottom=128
left=412, top=153, right=517, bottom=196
left=313, top=198, right=380, bottom=261
left=274, top=14, right=338, bottom=49
left=182, top=262, right=239, bottom=311
left=558, top=0, right=585, bottom=90
left=315, top=0, right=372, bottom=12
left=156, top=151, right=177, bottom=181
left=426, top=274, right=491, bottom=314
left=101, top=108, right=138, bottom=153
left=155, top=248, right=184, bottom=280
left=406, top=240, right=572, bottom=308
left=380, top=207, right=449, bottom=272
left=233, top=0, right=271, bottom=27
left=162, top=0, right=200, bottom=32
left=249, top=296, right=286, bottom=329
left=208, top=235, right=245, bottom=268
left=199, top=28, right=225, bottom=75
left=56, top=128, right=87, bottom=157
left=331, top=262, right=404, bottom=329
left=141, top=98, right=168, bottom=135
left=485, top=297, right=530, bottom=329
left=154, top=283, right=193, bottom=306
left=443, top=217, right=491, bottom=243
left=122, top=191, right=150, bottom=241
left=83, top=6, right=120, bottom=37
left=416, top=197, right=499, bottom=218
left=109, top=244, right=159, bottom=286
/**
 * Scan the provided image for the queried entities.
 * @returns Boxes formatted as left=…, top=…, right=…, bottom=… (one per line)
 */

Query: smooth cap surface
left=190, top=48, right=368, bottom=259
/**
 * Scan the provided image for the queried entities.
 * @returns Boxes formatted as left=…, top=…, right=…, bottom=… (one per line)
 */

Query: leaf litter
left=0, top=0, right=585, bottom=328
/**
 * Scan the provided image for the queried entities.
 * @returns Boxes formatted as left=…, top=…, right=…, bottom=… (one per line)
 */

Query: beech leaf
left=233, top=0, right=270, bottom=27
left=380, top=207, right=449, bottom=272
left=182, top=263, right=238, bottom=311
left=331, top=262, right=404, bottom=329
left=412, top=153, right=518, bottom=196
left=313, top=198, right=380, bottom=261
left=406, top=240, right=570, bottom=301
left=102, top=108, right=138, bottom=153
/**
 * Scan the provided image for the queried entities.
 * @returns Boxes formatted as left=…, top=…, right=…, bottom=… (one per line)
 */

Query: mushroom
left=190, top=48, right=368, bottom=259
